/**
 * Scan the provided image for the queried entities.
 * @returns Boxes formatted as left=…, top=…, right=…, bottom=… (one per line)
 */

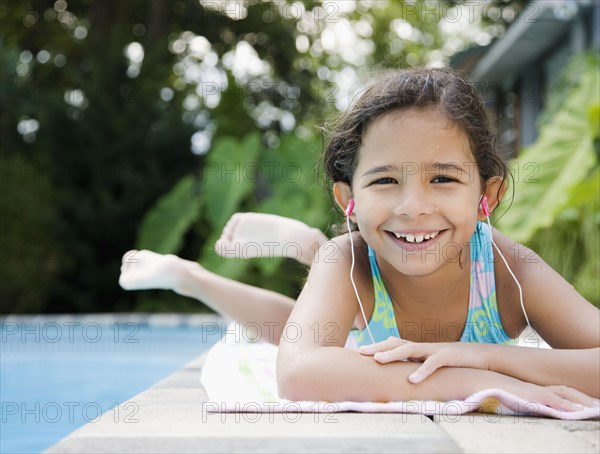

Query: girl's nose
left=392, top=188, right=438, bottom=217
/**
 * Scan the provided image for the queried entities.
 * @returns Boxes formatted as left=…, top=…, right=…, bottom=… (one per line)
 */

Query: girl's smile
left=385, top=228, right=447, bottom=252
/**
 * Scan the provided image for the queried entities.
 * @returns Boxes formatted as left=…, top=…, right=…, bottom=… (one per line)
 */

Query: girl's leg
left=119, top=250, right=293, bottom=344
left=216, top=213, right=328, bottom=266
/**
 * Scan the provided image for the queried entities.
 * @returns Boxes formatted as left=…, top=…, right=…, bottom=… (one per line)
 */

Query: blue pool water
left=0, top=315, right=223, bottom=454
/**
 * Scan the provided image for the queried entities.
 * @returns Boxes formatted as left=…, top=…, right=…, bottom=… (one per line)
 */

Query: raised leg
left=119, top=250, right=294, bottom=344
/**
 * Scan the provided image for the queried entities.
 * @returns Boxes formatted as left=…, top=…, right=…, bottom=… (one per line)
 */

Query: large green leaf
left=255, top=133, right=330, bottom=228
left=195, top=132, right=263, bottom=278
left=498, top=67, right=599, bottom=242
left=135, top=175, right=201, bottom=253
left=566, top=167, right=600, bottom=209
left=202, top=133, right=262, bottom=230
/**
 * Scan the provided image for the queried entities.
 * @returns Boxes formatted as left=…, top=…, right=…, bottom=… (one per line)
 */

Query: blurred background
left=1, top=0, right=598, bottom=315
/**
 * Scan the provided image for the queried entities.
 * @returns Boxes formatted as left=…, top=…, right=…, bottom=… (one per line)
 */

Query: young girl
left=120, top=68, right=599, bottom=411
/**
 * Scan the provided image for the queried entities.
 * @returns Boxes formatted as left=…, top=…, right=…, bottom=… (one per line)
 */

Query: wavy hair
left=323, top=67, right=507, bottom=190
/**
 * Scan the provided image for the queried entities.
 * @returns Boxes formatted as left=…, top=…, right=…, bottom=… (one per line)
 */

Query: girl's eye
left=372, top=177, right=397, bottom=185
left=431, top=176, right=456, bottom=184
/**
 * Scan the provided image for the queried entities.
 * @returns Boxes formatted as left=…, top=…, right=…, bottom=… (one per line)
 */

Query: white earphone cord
left=485, top=217, right=532, bottom=328
left=347, top=216, right=376, bottom=344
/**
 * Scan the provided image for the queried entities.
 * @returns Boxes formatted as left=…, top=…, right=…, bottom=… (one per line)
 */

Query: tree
left=0, top=0, right=525, bottom=313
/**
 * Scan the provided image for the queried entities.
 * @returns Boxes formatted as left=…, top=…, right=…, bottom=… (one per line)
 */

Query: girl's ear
left=478, top=176, right=507, bottom=220
left=333, top=182, right=354, bottom=218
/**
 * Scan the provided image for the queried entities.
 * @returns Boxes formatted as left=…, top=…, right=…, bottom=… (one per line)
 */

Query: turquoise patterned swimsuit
left=349, top=221, right=516, bottom=347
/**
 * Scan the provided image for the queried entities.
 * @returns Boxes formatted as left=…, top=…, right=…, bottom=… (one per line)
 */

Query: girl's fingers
left=529, top=386, right=600, bottom=412
left=373, top=344, right=428, bottom=364
left=407, top=356, right=445, bottom=383
left=550, top=385, right=600, bottom=408
left=544, top=394, right=586, bottom=412
left=373, top=349, right=446, bottom=382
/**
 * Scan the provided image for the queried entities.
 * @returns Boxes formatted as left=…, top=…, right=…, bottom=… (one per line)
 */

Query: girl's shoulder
left=492, top=228, right=599, bottom=348
left=323, top=231, right=369, bottom=265
left=491, top=228, right=553, bottom=292
left=491, top=230, right=536, bottom=338
left=315, top=232, right=374, bottom=330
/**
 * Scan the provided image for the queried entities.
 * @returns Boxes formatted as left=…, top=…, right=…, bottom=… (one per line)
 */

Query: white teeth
left=393, top=231, right=440, bottom=243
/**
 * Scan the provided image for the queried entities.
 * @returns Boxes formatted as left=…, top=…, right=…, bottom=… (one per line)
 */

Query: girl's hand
left=359, top=337, right=490, bottom=384
left=502, top=381, right=600, bottom=412
left=360, top=339, right=600, bottom=410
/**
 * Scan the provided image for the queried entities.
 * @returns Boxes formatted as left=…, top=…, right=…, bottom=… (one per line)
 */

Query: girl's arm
left=359, top=229, right=600, bottom=397
left=360, top=339, right=600, bottom=398
left=279, top=340, right=596, bottom=410
left=276, top=237, right=598, bottom=408
left=492, top=229, right=600, bottom=349
left=485, top=345, right=599, bottom=397
left=489, top=229, right=600, bottom=395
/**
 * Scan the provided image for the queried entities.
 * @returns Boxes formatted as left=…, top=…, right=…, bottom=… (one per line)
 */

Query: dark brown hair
left=323, top=67, right=507, bottom=189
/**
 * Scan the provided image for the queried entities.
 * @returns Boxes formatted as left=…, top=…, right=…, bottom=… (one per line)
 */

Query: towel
left=200, top=326, right=600, bottom=420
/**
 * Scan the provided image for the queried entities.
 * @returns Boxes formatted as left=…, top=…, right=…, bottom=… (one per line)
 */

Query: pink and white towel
left=200, top=328, right=600, bottom=420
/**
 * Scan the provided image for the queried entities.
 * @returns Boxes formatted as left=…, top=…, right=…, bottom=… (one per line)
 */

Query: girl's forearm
left=278, top=346, right=521, bottom=403
left=484, top=345, right=600, bottom=397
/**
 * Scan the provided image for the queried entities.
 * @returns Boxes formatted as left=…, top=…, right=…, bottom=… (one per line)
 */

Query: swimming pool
left=0, top=314, right=223, bottom=453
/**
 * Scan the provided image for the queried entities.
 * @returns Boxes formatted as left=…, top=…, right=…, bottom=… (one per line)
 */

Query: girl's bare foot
left=119, top=250, right=194, bottom=291
left=215, top=213, right=328, bottom=266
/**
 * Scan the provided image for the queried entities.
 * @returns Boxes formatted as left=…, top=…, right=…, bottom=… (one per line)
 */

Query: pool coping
left=45, top=348, right=462, bottom=453
left=44, top=318, right=599, bottom=454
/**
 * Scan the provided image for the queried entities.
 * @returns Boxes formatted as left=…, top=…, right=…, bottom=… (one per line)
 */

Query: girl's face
left=350, top=108, right=483, bottom=277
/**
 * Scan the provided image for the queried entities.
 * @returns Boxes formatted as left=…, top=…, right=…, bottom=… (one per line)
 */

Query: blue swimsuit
left=350, top=221, right=516, bottom=347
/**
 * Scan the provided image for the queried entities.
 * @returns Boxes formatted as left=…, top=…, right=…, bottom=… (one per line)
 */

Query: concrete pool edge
left=46, top=348, right=465, bottom=454
left=43, top=317, right=599, bottom=454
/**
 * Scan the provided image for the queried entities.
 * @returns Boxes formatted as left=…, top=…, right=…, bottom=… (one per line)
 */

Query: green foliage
left=2, top=1, right=201, bottom=312
left=136, top=130, right=330, bottom=298
left=499, top=58, right=598, bottom=241
left=498, top=53, right=600, bottom=306
left=0, top=156, right=60, bottom=313
left=254, top=133, right=330, bottom=229
left=136, top=175, right=202, bottom=254
left=202, top=134, right=263, bottom=230
left=1, top=0, right=520, bottom=312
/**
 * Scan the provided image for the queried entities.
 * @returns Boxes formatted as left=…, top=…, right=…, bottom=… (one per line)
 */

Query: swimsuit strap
left=351, top=247, right=400, bottom=346
left=461, top=221, right=515, bottom=344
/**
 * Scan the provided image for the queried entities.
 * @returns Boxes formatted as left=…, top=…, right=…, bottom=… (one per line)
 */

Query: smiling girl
left=275, top=68, right=599, bottom=409
left=120, top=68, right=599, bottom=411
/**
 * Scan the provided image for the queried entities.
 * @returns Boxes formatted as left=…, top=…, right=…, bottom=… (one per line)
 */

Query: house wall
left=478, top=1, right=599, bottom=158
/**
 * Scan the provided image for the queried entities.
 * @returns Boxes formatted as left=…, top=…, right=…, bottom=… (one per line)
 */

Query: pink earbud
left=481, top=196, right=491, bottom=217
left=345, top=198, right=355, bottom=217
